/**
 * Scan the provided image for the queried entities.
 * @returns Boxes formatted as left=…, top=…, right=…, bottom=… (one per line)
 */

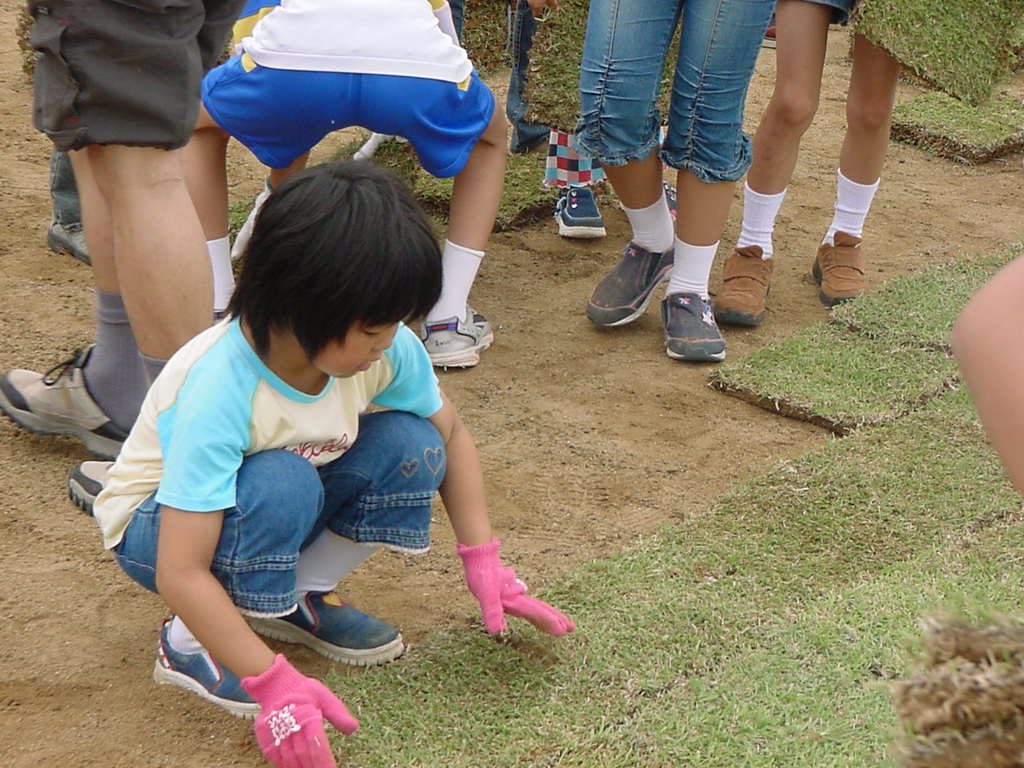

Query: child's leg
left=251, top=412, right=446, bottom=665
left=825, top=34, right=900, bottom=243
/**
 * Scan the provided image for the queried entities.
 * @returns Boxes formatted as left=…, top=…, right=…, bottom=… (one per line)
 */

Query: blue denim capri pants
left=574, top=0, right=775, bottom=182
left=113, top=411, right=446, bottom=617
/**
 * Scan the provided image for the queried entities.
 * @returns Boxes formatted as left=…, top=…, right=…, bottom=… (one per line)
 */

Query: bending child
left=74, top=162, right=573, bottom=768
left=191, top=0, right=506, bottom=369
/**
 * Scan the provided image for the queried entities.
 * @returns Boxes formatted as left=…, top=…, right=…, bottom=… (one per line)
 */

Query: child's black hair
left=228, top=161, right=442, bottom=358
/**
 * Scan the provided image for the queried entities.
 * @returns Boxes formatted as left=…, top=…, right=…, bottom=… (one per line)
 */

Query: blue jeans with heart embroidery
left=113, top=410, right=446, bottom=616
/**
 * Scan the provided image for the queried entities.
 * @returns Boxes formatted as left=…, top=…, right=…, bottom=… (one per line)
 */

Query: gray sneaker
left=47, top=220, right=90, bottom=265
left=661, top=292, right=726, bottom=362
left=586, top=243, right=674, bottom=327
left=0, top=347, right=128, bottom=459
left=68, top=460, right=113, bottom=516
left=420, top=306, right=494, bottom=369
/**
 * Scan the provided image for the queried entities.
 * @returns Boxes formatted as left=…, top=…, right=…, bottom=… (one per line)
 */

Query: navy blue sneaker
left=249, top=591, right=404, bottom=667
left=555, top=187, right=606, bottom=239
left=152, top=618, right=259, bottom=718
left=586, top=243, right=674, bottom=327
left=661, top=292, right=726, bottom=362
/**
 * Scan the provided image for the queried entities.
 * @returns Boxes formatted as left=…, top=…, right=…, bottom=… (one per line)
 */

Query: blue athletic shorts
left=202, top=55, right=494, bottom=176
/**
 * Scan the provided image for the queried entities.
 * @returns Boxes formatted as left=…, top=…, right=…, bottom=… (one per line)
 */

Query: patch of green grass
left=708, top=324, right=958, bottom=433
left=890, top=92, right=1024, bottom=164
left=525, top=0, right=678, bottom=131
left=853, top=0, right=1020, bottom=106
left=830, top=248, right=1020, bottom=349
left=461, top=0, right=511, bottom=76
left=326, top=387, right=1019, bottom=768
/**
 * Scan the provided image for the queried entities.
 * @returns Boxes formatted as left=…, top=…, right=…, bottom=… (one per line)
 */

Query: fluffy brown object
left=893, top=615, right=1024, bottom=768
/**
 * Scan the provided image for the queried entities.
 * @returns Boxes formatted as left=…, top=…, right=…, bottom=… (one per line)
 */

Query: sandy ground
left=1, top=3, right=1022, bottom=765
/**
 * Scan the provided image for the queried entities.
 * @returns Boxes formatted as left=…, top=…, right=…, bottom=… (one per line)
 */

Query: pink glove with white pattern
left=241, top=654, right=359, bottom=768
left=457, top=538, right=575, bottom=636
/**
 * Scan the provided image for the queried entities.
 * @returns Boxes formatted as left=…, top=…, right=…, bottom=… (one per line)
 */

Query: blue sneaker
left=249, top=591, right=404, bottom=666
left=555, top=187, right=607, bottom=239
left=661, top=292, right=726, bottom=362
left=152, top=618, right=260, bottom=718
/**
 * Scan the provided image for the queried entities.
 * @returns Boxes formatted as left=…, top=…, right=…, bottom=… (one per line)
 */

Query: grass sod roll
left=853, top=0, right=1022, bottom=106
left=889, top=92, right=1024, bottom=165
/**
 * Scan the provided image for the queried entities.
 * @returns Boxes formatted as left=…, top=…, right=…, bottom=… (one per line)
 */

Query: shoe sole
left=0, top=383, right=122, bottom=460
left=68, top=475, right=97, bottom=516
left=664, top=344, right=726, bottom=362
left=428, top=330, right=494, bottom=369
left=586, top=271, right=670, bottom=328
left=714, top=306, right=765, bottom=327
left=557, top=220, right=607, bottom=239
left=152, top=660, right=261, bottom=719
left=249, top=617, right=405, bottom=666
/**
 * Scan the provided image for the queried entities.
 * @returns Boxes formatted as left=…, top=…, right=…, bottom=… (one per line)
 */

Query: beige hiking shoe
left=714, top=245, right=774, bottom=327
left=812, top=231, right=866, bottom=307
left=0, top=346, right=127, bottom=459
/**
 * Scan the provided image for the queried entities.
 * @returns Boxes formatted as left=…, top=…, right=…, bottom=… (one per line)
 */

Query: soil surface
left=1, top=3, right=1021, bottom=765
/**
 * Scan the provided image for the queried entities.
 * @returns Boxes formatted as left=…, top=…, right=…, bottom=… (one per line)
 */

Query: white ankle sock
left=621, top=193, right=674, bottom=253
left=666, top=238, right=719, bottom=299
left=294, top=531, right=382, bottom=596
left=426, top=240, right=484, bottom=323
left=736, top=183, right=787, bottom=260
left=167, top=615, right=205, bottom=655
left=207, top=236, right=234, bottom=315
left=824, top=169, right=879, bottom=244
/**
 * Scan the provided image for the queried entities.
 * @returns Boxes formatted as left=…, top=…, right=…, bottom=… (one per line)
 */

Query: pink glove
left=241, top=654, right=359, bottom=768
left=456, top=538, right=575, bottom=637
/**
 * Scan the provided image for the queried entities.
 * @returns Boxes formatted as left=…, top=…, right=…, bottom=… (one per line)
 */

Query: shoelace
left=42, top=349, right=84, bottom=386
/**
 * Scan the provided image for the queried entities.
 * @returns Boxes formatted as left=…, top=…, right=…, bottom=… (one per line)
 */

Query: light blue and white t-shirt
left=93, top=318, right=441, bottom=550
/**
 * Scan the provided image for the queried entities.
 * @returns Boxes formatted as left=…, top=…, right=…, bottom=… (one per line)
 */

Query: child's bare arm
left=155, top=506, right=277, bottom=679
left=428, top=390, right=494, bottom=546
left=953, top=255, right=1024, bottom=494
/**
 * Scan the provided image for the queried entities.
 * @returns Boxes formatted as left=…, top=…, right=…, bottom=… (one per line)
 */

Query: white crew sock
left=426, top=240, right=484, bottom=324
left=824, top=168, right=879, bottom=245
left=736, top=183, right=787, bottom=260
left=621, top=192, right=675, bottom=253
left=167, top=615, right=205, bottom=655
left=207, top=236, right=234, bottom=315
left=666, top=238, right=720, bottom=299
left=294, top=530, right=382, bottom=596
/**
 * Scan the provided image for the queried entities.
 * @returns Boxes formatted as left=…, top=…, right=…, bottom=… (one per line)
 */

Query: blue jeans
left=575, top=0, right=774, bottom=182
left=506, top=0, right=551, bottom=153
left=113, top=411, right=446, bottom=616
left=50, top=149, right=82, bottom=229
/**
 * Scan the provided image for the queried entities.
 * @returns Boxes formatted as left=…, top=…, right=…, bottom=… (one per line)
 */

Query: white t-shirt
left=93, top=318, right=442, bottom=550
left=241, top=0, right=472, bottom=83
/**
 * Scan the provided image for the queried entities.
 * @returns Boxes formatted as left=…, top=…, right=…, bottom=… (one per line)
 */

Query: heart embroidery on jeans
left=399, top=459, right=419, bottom=477
left=424, top=447, right=444, bottom=475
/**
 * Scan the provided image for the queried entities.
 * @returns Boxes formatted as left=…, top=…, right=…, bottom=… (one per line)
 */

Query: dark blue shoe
left=661, top=292, right=726, bottom=362
left=250, top=591, right=404, bottom=666
left=586, top=242, right=674, bottom=327
left=152, top=618, right=259, bottom=718
left=555, top=187, right=606, bottom=239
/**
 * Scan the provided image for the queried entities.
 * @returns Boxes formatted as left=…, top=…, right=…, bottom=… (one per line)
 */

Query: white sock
left=666, top=238, right=719, bottom=299
left=167, top=615, right=205, bottom=655
left=207, top=236, right=234, bottom=315
left=736, top=183, right=787, bottom=260
left=824, top=169, right=879, bottom=245
left=294, top=530, right=382, bottom=596
left=426, top=240, right=484, bottom=323
left=621, top=193, right=674, bottom=253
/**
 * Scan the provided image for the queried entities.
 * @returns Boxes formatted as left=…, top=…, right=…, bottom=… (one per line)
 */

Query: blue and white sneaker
left=249, top=591, right=404, bottom=667
left=419, top=306, right=494, bottom=369
left=661, top=292, right=726, bottom=362
left=152, top=618, right=259, bottom=718
left=555, top=187, right=606, bottom=239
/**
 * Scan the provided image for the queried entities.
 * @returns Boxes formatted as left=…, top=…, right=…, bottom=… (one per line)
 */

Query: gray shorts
left=801, top=0, right=856, bottom=26
left=29, top=0, right=244, bottom=151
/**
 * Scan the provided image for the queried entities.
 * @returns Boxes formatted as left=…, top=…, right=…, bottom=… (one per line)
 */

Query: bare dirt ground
left=1, top=2, right=1021, bottom=765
